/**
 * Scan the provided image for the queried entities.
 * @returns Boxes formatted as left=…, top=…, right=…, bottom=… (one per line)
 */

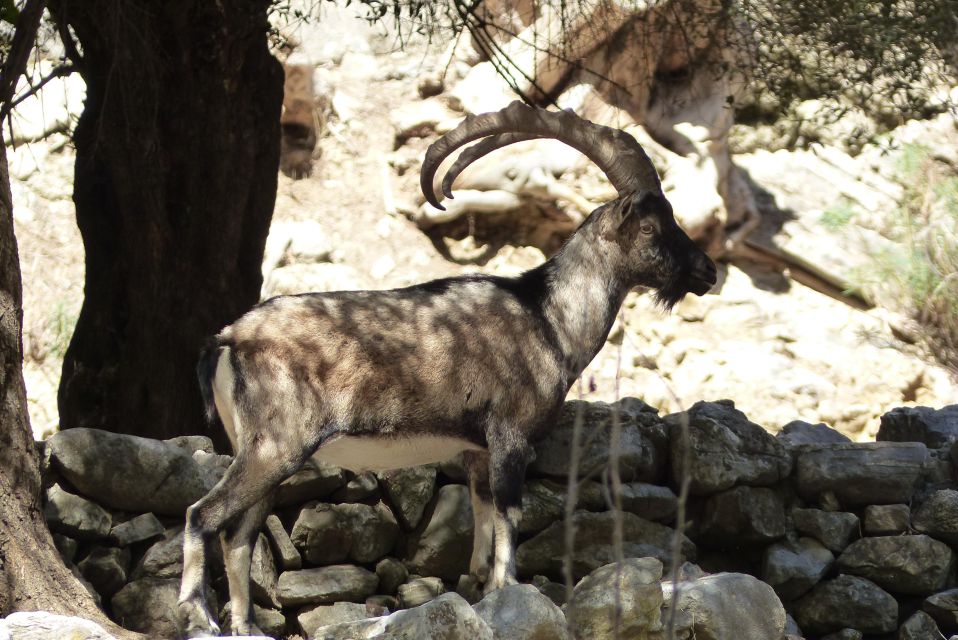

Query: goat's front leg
left=464, top=451, right=494, bottom=583
left=486, top=443, right=530, bottom=593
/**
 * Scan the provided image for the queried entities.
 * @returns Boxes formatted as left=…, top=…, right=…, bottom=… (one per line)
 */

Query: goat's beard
left=653, top=278, right=690, bottom=311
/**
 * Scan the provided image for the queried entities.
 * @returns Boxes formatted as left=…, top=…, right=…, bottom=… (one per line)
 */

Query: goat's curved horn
left=442, top=132, right=543, bottom=200
left=421, top=100, right=661, bottom=210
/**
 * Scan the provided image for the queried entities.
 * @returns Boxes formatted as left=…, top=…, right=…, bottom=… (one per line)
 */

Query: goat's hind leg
left=221, top=496, right=272, bottom=636
left=178, top=445, right=308, bottom=638
left=464, top=451, right=494, bottom=584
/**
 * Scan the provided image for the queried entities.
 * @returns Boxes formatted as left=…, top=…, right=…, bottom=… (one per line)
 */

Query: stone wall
left=33, top=399, right=958, bottom=639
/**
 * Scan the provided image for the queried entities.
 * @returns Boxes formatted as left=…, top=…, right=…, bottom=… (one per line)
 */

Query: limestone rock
left=914, top=489, right=958, bottom=544
left=109, top=512, right=164, bottom=546
left=111, top=577, right=181, bottom=638
left=516, top=510, right=694, bottom=582
left=220, top=603, right=287, bottom=638
left=52, top=533, right=78, bottom=564
left=792, top=575, right=898, bottom=635
left=45, top=428, right=223, bottom=516
left=923, top=588, right=958, bottom=633
left=264, top=514, right=301, bottom=571
left=863, top=504, right=910, bottom=535
left=77, top=546, right=131, bottom=599
left=298, top=602, right=368, bottom=638
left=44, top=484, right=112, bottom=541
left=668, top=400, right=791, bottom=494
left=132, top=527, right=186, bottom=579
left=520, top=480, right=568, bottom=535
left=777, top=420, right=852, bottom=446
left=822, top=630, right=862, bottom=640
left=878, top=405, right=958, bottom=448
left=662, top=572, right=787, bottom=640
left=619, top=483, right=678, bottom=522
left=565, top=558, right=663, bottom=640
left=762, top=537, right=834, bottom=600
left=474, top=584, right=570, bottom=640
left=792, top=508, right=859, bottom=553
left=277, top=565, right=379, bottom=607
left=332, top=472, right=380, bottom=502
left=291, top=501, right=399, bottom=565
left=531, top=575, right=568, bottom=607
left=0, top=611, right=119, bottom=640
left=276, top=461, right=347, bottom=507
left=375, top=557, right=408, bottom=596
left=378, top=465, right=437, bottom=530
left=796, top=442, right=927, bottom=506
left=398, top=576, right=445, bottom=608
left=699, top=486, right=787, bottom=545
left=251, top=533, right=281, bottom=608
left=837, top=535, right=954, bottom=595
left=532, top=400, right=664, bottom=482
left=898, top=611, right=946, bottom=640
left=165, top=434, right=215, bottom=455
left=404, top=484, right=474, bottom=580
left=310, top=592, right=493, bottom=640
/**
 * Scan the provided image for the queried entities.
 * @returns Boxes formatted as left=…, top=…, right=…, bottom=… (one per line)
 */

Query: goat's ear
left=603, top=193, right=643, bottom=239
left=608, top=193, right=639, bottom=229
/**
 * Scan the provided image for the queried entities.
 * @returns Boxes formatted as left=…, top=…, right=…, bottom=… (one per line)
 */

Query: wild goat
left=177, top=101, right=716, bottom=637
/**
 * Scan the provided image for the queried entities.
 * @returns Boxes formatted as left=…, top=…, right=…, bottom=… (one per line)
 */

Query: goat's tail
left=197, top=337, right=222, bottom=424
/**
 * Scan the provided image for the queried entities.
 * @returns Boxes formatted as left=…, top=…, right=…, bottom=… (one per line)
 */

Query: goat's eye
left=639, top=222, right=655, bottom=236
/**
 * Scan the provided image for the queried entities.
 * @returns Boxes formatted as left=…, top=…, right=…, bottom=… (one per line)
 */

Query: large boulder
left=45, top=428, right=224, bottom=516
left=474, top=584, right=570, bottom=640
left=44, top=484, right=112, bottom=541
left=877, top=405, right=958, bottom=448
left=109, top=512, right=164, bottom=546
left=761, top=537, right=834, bottom=600
left=795, top=442, right=927, bottom=506
left=923, top=588, right=958, bottom=633
left=898, top=610, right=946, bottom=640
left=276, top=565, right=379, bottom=607
left=398, top=576, right=445, bottom=608
left=792, top=575, right=898, bottom=635
left=378, top=465, right=437, bottom=530
left=516, top=511, right=694, bottom=582
left=297, top=602, right=368, bottom=638
left=276, top=461, right=347, bottom=507
left=777, top=421, right=852, bottom=447
left=565, top=558, right=663, bottom=640
left=291, top=501, right=399, bottom=565
left=0, top=612, right=120, bottom=640
left=77, top=546, right=131, bottom=599
left=404, top=484, right=474, bottom=581
left=836, top=535, right=954, bottom=595
left=698, top=486, right=787, bottom=545
left=667, top=400, right=791, bottom=494
left=111, top=577, right=181, bottom=638
left=131, top=527, right=188, bottom=579
left=791, top=508, right=859, bottom=553
left=532, top=400, right=665, bottom=482
left=662, top=572, right=787, bottom=640
left=913, top=489, right=958, bottom=544
left=862, top=504, right=910, bottom=536
left=310, top=593, right=493, bottom=640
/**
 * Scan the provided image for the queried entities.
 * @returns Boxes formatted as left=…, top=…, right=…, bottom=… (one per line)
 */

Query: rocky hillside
left=8, top=4, right=957, bottom=443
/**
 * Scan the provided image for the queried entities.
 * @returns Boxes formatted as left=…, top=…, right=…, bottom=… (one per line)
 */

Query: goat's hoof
left=482, top=574, right=518, bottom=596
left=177, top=599, right=220, bottom=638
left=232, top=620, right=264, bottom=636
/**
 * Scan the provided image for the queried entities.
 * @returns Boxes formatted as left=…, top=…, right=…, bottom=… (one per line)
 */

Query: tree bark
left=0, top=132, right=135, bottom=634
left=53, top=0, right=283, bottom=447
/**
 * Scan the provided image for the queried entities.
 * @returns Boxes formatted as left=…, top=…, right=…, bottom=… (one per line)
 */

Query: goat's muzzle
left=688, top=258, right=717, bottom=296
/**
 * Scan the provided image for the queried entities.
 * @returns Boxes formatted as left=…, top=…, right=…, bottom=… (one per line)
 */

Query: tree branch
left=0, top=0, right=48, bottom=118
left=7, top=63, right=74, bottom=112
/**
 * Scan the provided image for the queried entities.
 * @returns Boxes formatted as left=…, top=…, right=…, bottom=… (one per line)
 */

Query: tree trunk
left=0, top=133, right=135, bottom=633
left=53, top=0, right=283, bottom=447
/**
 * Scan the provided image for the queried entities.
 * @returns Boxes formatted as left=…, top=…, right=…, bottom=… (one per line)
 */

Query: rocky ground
left=8, top=5, right=957, bottom=443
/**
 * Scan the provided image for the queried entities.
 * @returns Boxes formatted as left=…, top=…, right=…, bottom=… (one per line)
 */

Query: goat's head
left=421, top=101, right=717, bottom=309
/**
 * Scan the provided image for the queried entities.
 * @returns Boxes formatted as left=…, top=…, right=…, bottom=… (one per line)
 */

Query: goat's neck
left=540, top=230, right=629, bottom=382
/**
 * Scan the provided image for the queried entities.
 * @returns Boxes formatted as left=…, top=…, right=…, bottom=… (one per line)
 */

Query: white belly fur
left=314, top=434, right=486, bottom=473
